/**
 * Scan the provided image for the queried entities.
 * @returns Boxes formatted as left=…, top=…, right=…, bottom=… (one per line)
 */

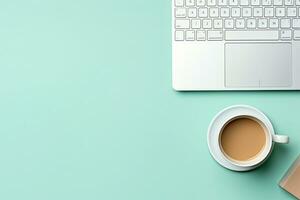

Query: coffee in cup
left=220, top=117, right=267, bottom=163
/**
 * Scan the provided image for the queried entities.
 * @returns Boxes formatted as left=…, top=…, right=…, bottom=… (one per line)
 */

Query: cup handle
left=272, top=134, right=289, bottom=144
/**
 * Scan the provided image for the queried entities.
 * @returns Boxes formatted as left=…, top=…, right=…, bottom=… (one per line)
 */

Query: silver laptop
left=172, top=0, right=300, bottom=90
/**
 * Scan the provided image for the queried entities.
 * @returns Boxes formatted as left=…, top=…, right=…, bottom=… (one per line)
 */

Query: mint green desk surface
left=0, top=1, right=299, bottom=199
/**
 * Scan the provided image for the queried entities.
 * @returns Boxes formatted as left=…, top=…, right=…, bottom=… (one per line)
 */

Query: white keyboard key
left=240, top=0, right=250, bottom=5
left=276, top=7, right=285, bottom=17
left=210, top=8, right=219, bottom=17
left=292, top=19, right=300, bottom=28
left=175, top=31, right=184, bottom=41
left=208, top=30, right=223, bottom=40
left=175, top=8, right=187, bottom=18
left=243, top=8, right=252, bottom=17
left=218, top=0, right=228, bottom=5
left=225, top=19, right=234, bottom=28
left=251, top=0, right=260, bottom=5
left=196, top=30, right=206, bottom=40
left=296, top=0, right=300, bottom=5
left=188, top=8, right=197, bottom=17
left=221, top=7, right=230, bottom=17
left=175, top=0, right=184, bottom=6
left=270, top=18, right=279, bottom=28
left=274, top=0, right=283, bottom=5
left=232, top=7, right=241, bottom=17
left=214, top=19, right=223, bottom=28
left=203, top=19, right=212, bottom=28
left=294, top=30, right=300, bottom=40
left=265, top=8, right=274, bottom=17
left=197, top=0, right=206, bottom=5
left=287, top=8, right=297, bottom=17
left=236, top=19, right=245, bottom=28
left=186, top=0, right=195, bottom=6
left=207, top=0, right=217, bottom=5
left=175, top=19, right=190, bottom=29
left=281, top=18, right=291, bottom=28
left=225, top=30, right=279, bottom=40
left=254, top=8, right=263, bottom=17
left=229, top=0, right=238, bottom=5
left=247, top=19, right=256, bottom=28
left=192, top=19, right=201, bottom=28
left=262, top=0, right=272, bottom=5
left=186, top=30, right=195, bottom=40
left=280, top=29, right=292, bottom=40
left=258, top=19, right=268, bottom=28
left=198, top=8, right=208, bottom=17
left=285, top=0, right=293, bottom=5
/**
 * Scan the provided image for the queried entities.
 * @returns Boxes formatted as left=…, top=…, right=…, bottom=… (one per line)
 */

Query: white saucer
left=207, top=105, right=273, bottom=171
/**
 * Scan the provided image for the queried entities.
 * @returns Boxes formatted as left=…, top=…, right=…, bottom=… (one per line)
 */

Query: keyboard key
left=232, top=7, right=241, bottom=17
left=188, top=8, right=197, bottom=17
left=208, top=30, right=223, bottom=40
left=214, top=19, right=223, bottom=28
left=221, top=7, right=230, bottom=17
left=197, top=0, right=206, bottom=5
left=262, top=0, right=272, bottom=5
left=186, top=30, right=195, bottom=40
left=254, top=7, right=263, bottom=17
left=196, top=30, right=206, bottom=40
left=281, top=18, right=291, bottom=28
left=175, top=0, right=184, bottom=6
left=287, top=8, right=297, bottom=17
left=280, top=29, right=292, bottom=40
left=293, top=19, right=300, bottom=28
left=186, top=0, right=195, bottom=6
left=296, top=0, right=300, bottom=5
left=284, top=0, right=293, bottom=5
left=203, top=19, right=212, bottom=28
left=240, top=0, right=250, bottom=5
left=210, top=8, right=219, bottom=17
left=258, top=19, right=268, bottom=28
left=294, top=30, right=300, bottom=40
left=207, top=0, right=217, bottom=5
left=218, top=0, right=228, bottom=5
left=251, top=0, right=260, bottom=5
left=265, top=7, right=274, bottom=17
left=175, top=8, right=187, bottom=18
left=270, top=18, right=279, bottom=28
left=175, top=31, right=184, bottom=41
left=225, top=30, right=279, bottom=40
left=276, top=7, right=285, bottom=17
left=192, top=19, right=201, bottom=28
left=236, top=19, right=245, bottom=28
left=225, top=19, right=234, bottom=28
left=198, top=8, right=208, bottom=17
left=247, top=19, right=256, bottom=28
left=229, top=0, right=238, bottom=5
left=242, top=7, right=252, bottom=17
left=175, top=19, right=190, bottom=29
left=274, top=0, right=283, bottom=5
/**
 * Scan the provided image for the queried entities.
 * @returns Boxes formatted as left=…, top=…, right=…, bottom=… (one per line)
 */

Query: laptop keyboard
left=174, top=0, right=300, bottom=41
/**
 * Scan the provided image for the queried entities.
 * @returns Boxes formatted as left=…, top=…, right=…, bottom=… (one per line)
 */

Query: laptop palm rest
left=225, top=43, right=292, bottom=88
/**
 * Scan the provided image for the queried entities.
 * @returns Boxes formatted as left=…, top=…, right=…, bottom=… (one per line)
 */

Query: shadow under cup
left=218, top=116, right=273, bottom=167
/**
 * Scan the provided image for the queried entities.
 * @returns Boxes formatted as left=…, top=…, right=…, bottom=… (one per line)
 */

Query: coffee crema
left=220, top=118, right=266, bottom=162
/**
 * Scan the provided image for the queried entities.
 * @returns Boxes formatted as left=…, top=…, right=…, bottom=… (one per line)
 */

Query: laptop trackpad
left=225, top=43, right=292, bottom=88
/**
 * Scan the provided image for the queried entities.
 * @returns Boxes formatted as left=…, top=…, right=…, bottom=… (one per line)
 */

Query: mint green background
left=0, top=0, right=299, bottom=199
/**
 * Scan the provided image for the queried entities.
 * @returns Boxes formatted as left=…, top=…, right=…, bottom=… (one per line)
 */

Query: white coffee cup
left=207, top=105, right=289, bottom=171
